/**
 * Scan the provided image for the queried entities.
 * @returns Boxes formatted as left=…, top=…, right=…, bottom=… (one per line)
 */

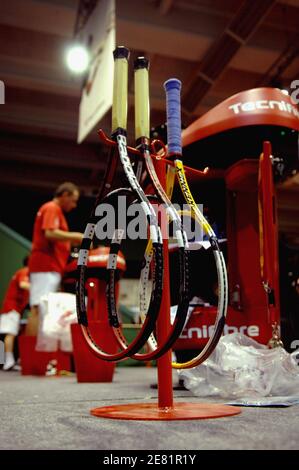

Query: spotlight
left=66, top=45, right=89, bottom=73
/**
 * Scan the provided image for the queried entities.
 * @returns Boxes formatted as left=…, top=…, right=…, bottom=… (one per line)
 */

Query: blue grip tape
left=164, top=78, right=182, bottom=155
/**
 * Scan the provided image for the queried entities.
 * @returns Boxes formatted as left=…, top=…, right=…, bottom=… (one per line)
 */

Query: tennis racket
left=164, top=78, right=228, bottom=369
left=76, top=47, right=164, bottom=361
left=122, top=57, right=191, bottom=360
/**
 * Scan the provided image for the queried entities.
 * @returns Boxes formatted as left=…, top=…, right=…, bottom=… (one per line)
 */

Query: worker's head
left=54, top=182, right=80, bottom=212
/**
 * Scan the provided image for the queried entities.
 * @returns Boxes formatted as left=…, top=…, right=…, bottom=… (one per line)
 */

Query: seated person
left=0, top=257, right=30, bottom=371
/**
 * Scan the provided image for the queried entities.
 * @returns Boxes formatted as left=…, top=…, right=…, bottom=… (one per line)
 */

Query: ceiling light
left=66, top=45, right=89, bottom=73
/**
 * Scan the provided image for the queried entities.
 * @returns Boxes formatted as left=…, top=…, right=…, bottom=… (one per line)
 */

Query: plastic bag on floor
left=36, top=293, right=77, bottom=352
left=179, top=333, right=299, bottom=398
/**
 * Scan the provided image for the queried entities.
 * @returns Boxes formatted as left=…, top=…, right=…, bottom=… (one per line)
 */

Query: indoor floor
left=1, top=367, right=298, bottom=450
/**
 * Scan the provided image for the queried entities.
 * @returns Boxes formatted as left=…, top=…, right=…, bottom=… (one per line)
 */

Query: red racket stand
left=90, top=138, right=241, bottom=420
left=71, top=279, right=119, bottom=383
left=90, top=402, right=241, bottom=421
left=71, top=321, right=117, bottom=383
left=19, top=335, right=71, bottom=376
left=173, top=142, right=281, bottom=354
left=225, top=143, right=280, bottom=344
left=64, top=247, right=125, bottom=383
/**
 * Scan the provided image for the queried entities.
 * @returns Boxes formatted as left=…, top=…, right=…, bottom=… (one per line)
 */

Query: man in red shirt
left=27, top=182, right=84, bottom=336
left=0, top=257, right=30, bottom=370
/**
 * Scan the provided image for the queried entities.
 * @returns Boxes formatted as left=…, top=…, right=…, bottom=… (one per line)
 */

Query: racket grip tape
left=134, top=57, right=150, bottom=141
left=163, top=78, right=182, bottom=155
left=112, top=46, right=130, bottom=134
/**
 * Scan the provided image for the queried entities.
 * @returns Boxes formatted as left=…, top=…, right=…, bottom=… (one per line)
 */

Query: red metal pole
left=259, top=141, right=280, bottom=326
left=154, top=157, right=174, bottom=410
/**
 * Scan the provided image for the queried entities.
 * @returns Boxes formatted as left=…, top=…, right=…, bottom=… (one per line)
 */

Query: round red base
left=90, top=402, right=241, bottom=421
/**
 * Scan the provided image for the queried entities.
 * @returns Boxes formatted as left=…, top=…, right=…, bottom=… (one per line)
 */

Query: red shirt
left=29, top=201, right=71, bottom=274
left=2, top=267, right=29, bottom=314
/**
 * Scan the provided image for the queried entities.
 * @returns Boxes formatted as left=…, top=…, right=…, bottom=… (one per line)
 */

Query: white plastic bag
left=0, top=310, right=20, bottom=336
left=179, top=333, right=299, bottom=399
left=36, top=293, right=77, bottom=352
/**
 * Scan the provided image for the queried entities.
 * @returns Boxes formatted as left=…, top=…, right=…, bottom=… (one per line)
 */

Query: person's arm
left=19, top=280, right=30, bottom=290
left=45, top=229, right=83, bottom=244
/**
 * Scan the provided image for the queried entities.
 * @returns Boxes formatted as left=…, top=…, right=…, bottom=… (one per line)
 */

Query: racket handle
left=163, top=78, right=182, bottom=155
left=112, top=46, right=130, bottom=134
left=134, top=57, right=150, bottom=141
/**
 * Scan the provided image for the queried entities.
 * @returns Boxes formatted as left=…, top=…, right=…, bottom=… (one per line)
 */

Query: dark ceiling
left=0, top=0, right=298, bottom=242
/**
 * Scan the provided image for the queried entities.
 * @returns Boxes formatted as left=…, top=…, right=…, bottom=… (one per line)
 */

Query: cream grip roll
left=134, top=57, right=150, bottom=142
left=112, top=46, right=130, bottom=134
